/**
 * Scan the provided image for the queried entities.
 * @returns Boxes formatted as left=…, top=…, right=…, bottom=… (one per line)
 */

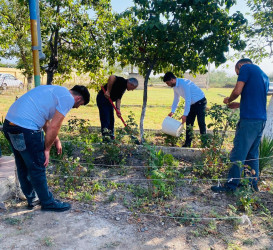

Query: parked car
left=0, top=73, right=24, bottom=90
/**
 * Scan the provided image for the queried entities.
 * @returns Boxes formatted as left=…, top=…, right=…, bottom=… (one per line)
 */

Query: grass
left=0, top=86, right=270, bottom=130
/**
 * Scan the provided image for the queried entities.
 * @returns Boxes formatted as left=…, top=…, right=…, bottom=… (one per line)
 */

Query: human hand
left=168, top=112, right=174, bottom=117
left=116, top=109, right=122, bottom=118
left=227, top=102, right=240, bottom=109
left=44, top=149, right=50, bottom=167
left=179, top=115, right=187, bottom=124
left=54, top=139, right=62, bottom=155
left=104, top=90, right=110, bottom=99
left=223, top=97, right=230, bottom=104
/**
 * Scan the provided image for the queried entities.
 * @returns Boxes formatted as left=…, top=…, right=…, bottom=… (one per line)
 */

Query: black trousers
left=185, top=97, right=207, bottom=146
left=96, top=93, right=115, bottom=138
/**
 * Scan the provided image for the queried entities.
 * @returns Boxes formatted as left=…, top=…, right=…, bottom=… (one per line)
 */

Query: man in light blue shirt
left=3, top=85, right=90, bottom=212
left=163, top=72, right=207, bottom=147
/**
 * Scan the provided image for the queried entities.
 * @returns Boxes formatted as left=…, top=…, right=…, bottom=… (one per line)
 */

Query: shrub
left=259, top=137, right=273, bottom=173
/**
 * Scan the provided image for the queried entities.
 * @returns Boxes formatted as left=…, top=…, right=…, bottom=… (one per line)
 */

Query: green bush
left=259, top=137, right=273, bottom=173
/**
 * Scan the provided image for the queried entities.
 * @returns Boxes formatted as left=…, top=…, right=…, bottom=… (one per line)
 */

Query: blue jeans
left=226, top=119, right=266, bottom=190
left=96, top=93, right=115, bottom=138
left=3, top=119, right=54, bottom=205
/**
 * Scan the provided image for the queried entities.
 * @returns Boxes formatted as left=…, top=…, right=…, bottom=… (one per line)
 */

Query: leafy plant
left=259, top=137, right=273, bottom=173
left=194, top=104, right=239, bottom=178
left=144, top=145, right=179, bottom=198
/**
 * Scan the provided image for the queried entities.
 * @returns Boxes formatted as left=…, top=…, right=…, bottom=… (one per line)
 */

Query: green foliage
left=143, top=145, right=179, bottom=198
left=243, top=0, right=273, bottom=61
left=259, top=137, right=273, bottom=173
left=0, top=0, right=33, bottom=88
left=0, top=132, right=12, bottom=156
left=234, top=185, right=259, bottom=215
left=194, top=104, right=239, bottom=178
left=4, top=217, right=21, bottom=225
left=96, top=114, right=139, bottom=164
left=115, top=0, right=247, bottom=141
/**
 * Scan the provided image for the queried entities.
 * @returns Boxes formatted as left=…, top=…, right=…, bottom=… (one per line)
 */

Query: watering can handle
left=101, top=86, right=127, bottom=127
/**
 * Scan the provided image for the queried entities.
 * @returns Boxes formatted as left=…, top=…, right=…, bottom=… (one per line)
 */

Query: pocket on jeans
left=8, top=133, right=26, bottom=151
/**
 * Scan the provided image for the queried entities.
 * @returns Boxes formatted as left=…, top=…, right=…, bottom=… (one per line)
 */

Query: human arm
left=179, top=84, right=191, bottom=124
left=170, top=90, right=180, bottom=115
left=104, top=75, right=116, bottom=99
left=43, top=111, right=65, bottom=166
left=115, top=99, right=122, bottom=118
left=43, top=121, right=62, bottom=155
left=223, top=81, right=245, bottom=104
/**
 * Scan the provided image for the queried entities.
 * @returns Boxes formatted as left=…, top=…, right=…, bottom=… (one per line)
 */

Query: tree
left=0, top=0, right=33, bottom=90
left=244, top=0, right=273, bottom=62
left=0, top=0, right=115, bottom=88
left=115, top=0, right=247, bottom=142
left=40, top=0, right=114, bottom=85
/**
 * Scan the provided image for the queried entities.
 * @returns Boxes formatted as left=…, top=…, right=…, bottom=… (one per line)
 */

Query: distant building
left=183, top=72, right=209, bottom=88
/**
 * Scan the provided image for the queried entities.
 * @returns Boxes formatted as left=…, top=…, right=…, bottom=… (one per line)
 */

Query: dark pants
left=3, top=120, right=54, bottom=206
left=226, top=119, right=265, bottom=190
left=96, top=93, right=115, bottom=138
left=185, top=97, right=207, bottom=146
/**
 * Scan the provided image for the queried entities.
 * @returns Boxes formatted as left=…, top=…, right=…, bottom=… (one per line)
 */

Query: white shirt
left=171, top=78, right=205, bottom=116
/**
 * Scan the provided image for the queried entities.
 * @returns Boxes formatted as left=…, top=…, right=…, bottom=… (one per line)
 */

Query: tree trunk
left=27, top=75, right=33, bottom=91
left=46, top=5, right=60, bottom=85
left=263, top=95, right=273, bottom=140
left=46, top=70, right=54, bottom=85
left=140, top=66, right=154, bottom=143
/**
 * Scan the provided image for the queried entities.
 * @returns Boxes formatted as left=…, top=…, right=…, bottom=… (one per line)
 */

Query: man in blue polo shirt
left=211, top=58, right=269, bottom=192
left=163, top=72, right=207, bottom=147
left=3, top=85, right=90, bottom=211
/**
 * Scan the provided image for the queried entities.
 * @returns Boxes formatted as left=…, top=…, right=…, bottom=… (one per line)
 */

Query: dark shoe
left=27, top=199, right=41, bottom=210
left=211, top=185, right=233, bottom=193
left=252, top=184, right=259, bottom=192
left=41, top=200, right=71, bottom=212
left=182, top=143, right=191, bottom=148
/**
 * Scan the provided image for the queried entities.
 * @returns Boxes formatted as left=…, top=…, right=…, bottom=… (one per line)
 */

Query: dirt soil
left=1, top=144, right=272, bottom=249
left=1, top=185, right=273, bottom=250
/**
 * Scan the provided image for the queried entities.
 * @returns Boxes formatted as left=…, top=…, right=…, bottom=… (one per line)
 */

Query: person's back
left=6, top=85, right=74, bottom=130
left=239, top=64, right=269, bottom=120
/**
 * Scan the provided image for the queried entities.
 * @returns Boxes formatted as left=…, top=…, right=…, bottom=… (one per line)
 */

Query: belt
left=9, top=122, right=17, bottom=126
left=192, top=97, right=206, bottom=105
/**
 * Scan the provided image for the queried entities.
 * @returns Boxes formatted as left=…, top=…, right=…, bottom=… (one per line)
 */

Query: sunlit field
left=0, top=86, right=247, bottom=130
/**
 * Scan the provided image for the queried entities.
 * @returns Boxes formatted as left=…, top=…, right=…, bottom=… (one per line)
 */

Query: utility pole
left=28, top=0, right=45, bottom=87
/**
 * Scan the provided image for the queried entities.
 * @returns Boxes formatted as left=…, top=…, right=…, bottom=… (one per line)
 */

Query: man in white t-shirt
left=3, top=85, right=90, bottom=212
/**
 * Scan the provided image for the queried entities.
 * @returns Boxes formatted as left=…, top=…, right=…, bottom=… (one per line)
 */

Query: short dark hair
left=163, top=72, right=176, bottom=82
left=70, top=85, right=90, bottom=105
left=235, top=58, right=253, bottom=69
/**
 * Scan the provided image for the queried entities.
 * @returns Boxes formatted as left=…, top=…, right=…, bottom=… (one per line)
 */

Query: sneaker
left=211, top=185, right=233, bottom=193
left=41, top=200, right=71, bottom=212
left=27, top=199, right=41, bottom=210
